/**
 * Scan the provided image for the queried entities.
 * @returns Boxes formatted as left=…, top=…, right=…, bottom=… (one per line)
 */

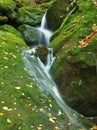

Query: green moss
left=16, top=6, right=44, bottom=25
left=49, top=0, right=97, bottom=117
left=0, top=30, right=69, bottom=130
left=0, top=25, right=22, bottom=38
left=0, top=16, right=8, bottom=23
left=0, top=0, right=16, bottom=11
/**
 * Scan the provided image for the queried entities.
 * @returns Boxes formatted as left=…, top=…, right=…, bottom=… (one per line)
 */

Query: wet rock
left=18, top=24, right=43, bottom=46
left=36, top=45, right=48, bottom=63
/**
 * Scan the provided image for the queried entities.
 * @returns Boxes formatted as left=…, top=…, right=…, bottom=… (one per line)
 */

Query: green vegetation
left=0, top=0, right=97, bottom=129
left=0, top=30, right=66, bottom=130
left=49, top=0, right=97, bottom=117
left=16, top=6, right=44, bottom=25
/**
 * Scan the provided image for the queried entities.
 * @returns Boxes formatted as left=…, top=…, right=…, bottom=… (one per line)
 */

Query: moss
left=0, top=0, right=16, bottom=11
left=0, top=16, right=8, bottom=23
left=0, top=30, right=72, bottom=130
left=0, top=24, right=22, bottom=38
left=49, top=0, right=97, bottom=116
left=16, top=6, right=44, bottom=25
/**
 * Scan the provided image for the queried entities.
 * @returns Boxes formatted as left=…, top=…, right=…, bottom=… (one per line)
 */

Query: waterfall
left=22, top=14, right=93, bottom=129
left=37, top=13, right=52, bottom=45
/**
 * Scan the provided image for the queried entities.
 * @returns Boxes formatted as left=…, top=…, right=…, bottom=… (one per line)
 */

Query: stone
left=36, top=45, right=48, bottom=63
left=16, top=6, right=44, bottom=26
left=18, top=24, right=43, bottom=46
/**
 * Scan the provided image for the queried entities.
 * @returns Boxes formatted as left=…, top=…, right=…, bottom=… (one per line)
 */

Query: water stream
left=37, top=13, right=52, bottom=45
left=22, top=14, right=94, bottom=129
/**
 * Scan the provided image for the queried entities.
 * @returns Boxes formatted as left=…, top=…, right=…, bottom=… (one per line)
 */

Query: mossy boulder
left=0, top=24, right=22, bottom=38
left=16, top=6, right=44, bottom=26
left=0, top=16, right=8, bottom=23
left=0, top=0, right=16, bottom=19
left=0, top=0, right=16, bottom=11
left=49, top=0, right=97, bottom=117
left=18, top=24, right=43, bottom=46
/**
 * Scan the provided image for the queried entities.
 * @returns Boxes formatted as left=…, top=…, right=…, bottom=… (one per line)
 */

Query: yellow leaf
left=0, top=113, right=4, bottom=116
left=92, top=125, right=97, bottom=130
left=7, top=118, right=11, bottom=123
left=15, top=87, right=21, bottom=90
left=12, top=55, right=16, bottom=59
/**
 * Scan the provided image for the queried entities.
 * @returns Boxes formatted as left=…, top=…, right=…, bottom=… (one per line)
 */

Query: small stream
left=22, top=14, right=94, bottom=129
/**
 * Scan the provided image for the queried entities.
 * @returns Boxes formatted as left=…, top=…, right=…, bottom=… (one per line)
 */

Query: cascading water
left=22, top=14, right=93, bottom=129
left=37, top=13, right=52, bottom=45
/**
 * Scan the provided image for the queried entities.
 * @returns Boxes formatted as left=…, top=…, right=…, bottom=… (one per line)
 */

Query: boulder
left=0, top=0, right=16, bottom=19
left=36, top=45, right=48, bottom=63
left=18, top=24, right=44, bottom=46
left=16, top=6, right=44, bottom=26
left=0, top=24, right=22, bottom=38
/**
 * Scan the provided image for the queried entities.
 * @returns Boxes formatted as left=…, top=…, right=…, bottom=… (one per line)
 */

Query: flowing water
left=22, top=14, right=94, bottom=129
left=37, top=13, right=52, bottom=45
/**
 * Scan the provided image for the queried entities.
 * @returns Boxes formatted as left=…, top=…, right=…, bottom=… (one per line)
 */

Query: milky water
left=37, top=13, right=52, bottom=45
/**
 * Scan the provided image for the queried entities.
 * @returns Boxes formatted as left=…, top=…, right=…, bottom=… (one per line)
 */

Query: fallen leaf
left=92, top=125, right=97, bottom=130
left=7, top=118, right=12, bottom=123
left=0, top=113, right=4, bottom=116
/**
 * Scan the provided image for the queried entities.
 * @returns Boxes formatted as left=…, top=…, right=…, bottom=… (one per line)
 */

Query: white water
left=37, top=13, right=52, bottom=45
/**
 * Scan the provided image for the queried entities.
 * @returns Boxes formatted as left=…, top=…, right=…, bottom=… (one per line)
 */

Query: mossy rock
left=0, top=16, right=8, bottom=23
left=50, top=0, right=97, bottom=117
left=0, top=0, right=16, bottom=11
left=0, top=24, right=22, bottom=38
left=16, top=6, right=44, bottom=26
left=18, top=24, right=42, bottom=46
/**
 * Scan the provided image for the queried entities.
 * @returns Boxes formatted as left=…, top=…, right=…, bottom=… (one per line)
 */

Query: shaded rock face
left=49, top=0, right=97, bottom=117
left=35, top=0, right=51, bottom=4
left=46, top=0, right=76, bottom=31
left=18, top=24, right=43, bottom=46
left=36, top=45, right=48, bottom=63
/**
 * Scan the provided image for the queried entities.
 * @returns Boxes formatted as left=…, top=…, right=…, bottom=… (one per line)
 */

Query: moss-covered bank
left=0, top=26, right=67, bottom=130
left=49, top=0, right=97, bottom=117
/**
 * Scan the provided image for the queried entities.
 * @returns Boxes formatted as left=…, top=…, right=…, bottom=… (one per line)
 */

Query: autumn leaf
left=0, top=113, right=4, bottom=116
left=65, top=115, right=69, bottom=119
left=54, top=126, right=59, bottom=130
left=92, top=125, right=97, bottom=130
left=25, top=103, right=31, bottom=108
left=79, top=24, right=97, bottom=48
left=7, top=118, right=12, bottom=124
